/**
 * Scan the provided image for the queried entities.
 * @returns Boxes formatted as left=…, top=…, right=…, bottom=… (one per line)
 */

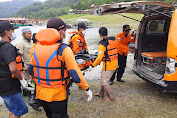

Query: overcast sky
left=0, top=0, right=46, bottom=2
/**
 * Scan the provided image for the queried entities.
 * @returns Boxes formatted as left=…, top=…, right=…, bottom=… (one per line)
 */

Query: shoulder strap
left=56, top=43, right=68, bottom=59
left=70, top=32, right=78, bottom=40
left=0, top=41, right=8, bottom=47
left=56, top=43, right=70, bottom=100
left=102, top=38, right=110, bottom=71
left=99, top=38, right=109, bottom=47
left=77, top=32, right=82, bottom=38
left=69, top=33, right=78, bottom=47
left=56, top=43, right=68, bottom=79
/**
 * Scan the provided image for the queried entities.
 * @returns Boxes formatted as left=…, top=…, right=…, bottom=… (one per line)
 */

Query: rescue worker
left=0, top=21, right=28, bottom=118
left=68, top=22, right=89, bottom=90
left=16, top=28, right=33, bottom=81
left=68, top=22, right=88, bottom=55
left=109, top=25, right=135, bottom=84
left=88, top=27, right=118, bottom=101
left=28, top=18, right=92, bottom=118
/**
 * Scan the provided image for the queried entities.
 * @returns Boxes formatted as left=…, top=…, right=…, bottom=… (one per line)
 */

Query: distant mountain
left=13, top=0, right=80, bottom=19
left=0, top=0, right=39, bottom=18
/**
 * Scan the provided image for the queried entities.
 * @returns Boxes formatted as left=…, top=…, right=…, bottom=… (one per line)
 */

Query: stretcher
left=141, top=51, right=166, bottom=72
left=75, top=53, right=97, bottom=71
left=141, top=51, right=166, bottom=58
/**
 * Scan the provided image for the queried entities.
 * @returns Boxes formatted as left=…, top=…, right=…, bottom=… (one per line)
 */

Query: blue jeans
left=1, top=93, right=28, bottom=116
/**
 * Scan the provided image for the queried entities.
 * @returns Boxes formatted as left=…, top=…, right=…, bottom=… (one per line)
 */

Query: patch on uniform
left=76, top=42, right=79, bottom=46
left=118, top=37, right=121, bottom=41
left=99, top=50, right=102, bottom=54
left=77, top=39, right=80, bottom=42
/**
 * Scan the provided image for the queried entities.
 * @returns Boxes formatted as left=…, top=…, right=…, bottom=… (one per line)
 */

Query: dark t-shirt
left=0, top=41, right=21, bottom=96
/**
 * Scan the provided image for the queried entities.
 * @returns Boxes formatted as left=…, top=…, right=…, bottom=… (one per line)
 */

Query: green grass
left=1, top=73, right=177, bottom=118
left=57, top=13, right=144, bottom=29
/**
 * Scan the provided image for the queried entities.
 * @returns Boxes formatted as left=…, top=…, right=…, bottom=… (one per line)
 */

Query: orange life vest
left=31, top=28, right=70, bottom=88
left=102, top=37, right=118, bottom=70
left=68, top=32, right=86, bottom=52
left=102, top=37, right=118, bottom=62
left=12, top=50, right=23, bottom=78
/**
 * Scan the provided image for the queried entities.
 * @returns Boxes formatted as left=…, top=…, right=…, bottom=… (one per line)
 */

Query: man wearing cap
left=0, top=21, right=28, bottom=118
left=28, top=18, right=92, bottom=118
left=16, top=28, right=33, bottom=81
left=68, top=22, right=88, bottom=55
left=109, top=25, right=135, bottom=84
left=88, top=27, right=118, bottom=101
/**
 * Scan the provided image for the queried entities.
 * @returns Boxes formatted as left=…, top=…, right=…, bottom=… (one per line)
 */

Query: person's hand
left=20, top=78, right=28, bottom=88
left=128, top=48, right=135, bottom=53
left=88, top=66, right=93, bottom=72
left=23, top=67, right=28, bottom=71
left=85, top=89, right=92, bottom=101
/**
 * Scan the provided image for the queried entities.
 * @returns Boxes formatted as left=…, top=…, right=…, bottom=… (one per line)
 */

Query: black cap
left=47, top=18, right=66, bottom=31
left=78, top=22, right=87, bottom=29
left=99, top=27, right=108, bottom=36
left=0, top=21, right=19, bottom=33
left=123, top=25, right=131, bottom=31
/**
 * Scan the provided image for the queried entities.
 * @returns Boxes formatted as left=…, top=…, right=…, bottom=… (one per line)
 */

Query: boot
left=109, top=81, right=114, bottom=85
left=28, top=94, right=41, bottom=111
left=29, top=103, right=41, bottom=111
left=117, top=79, right=124, bottom=82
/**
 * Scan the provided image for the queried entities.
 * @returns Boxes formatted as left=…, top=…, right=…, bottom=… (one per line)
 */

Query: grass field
left=1, top=54, right=177, bottom=118
left=57, top=13, right=143, bottom=29
left=1, top=75, right=177, bottom=118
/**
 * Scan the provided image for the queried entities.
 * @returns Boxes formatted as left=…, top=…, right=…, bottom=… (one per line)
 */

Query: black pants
left=40, top=99, right=69, bottom=118
left=110, top=53, right=127, bottom=81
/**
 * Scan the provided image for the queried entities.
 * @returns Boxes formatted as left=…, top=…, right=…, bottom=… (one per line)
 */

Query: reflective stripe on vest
left=33, top=51, right=41, bottom=84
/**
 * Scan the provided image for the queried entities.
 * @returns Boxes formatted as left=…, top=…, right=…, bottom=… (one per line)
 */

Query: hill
left=13, top=0, right=80, bottom=19
left=0, top=0, right=38, bottom=18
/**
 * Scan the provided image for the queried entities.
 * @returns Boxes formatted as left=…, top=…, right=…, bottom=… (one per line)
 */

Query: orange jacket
left=116, top=32, right=135, bottom=56
left=92, top=37, right=118, bottom=70
left=30, top=28, right=89, bottom=102
left=68, top=31, right=88, bottom=55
